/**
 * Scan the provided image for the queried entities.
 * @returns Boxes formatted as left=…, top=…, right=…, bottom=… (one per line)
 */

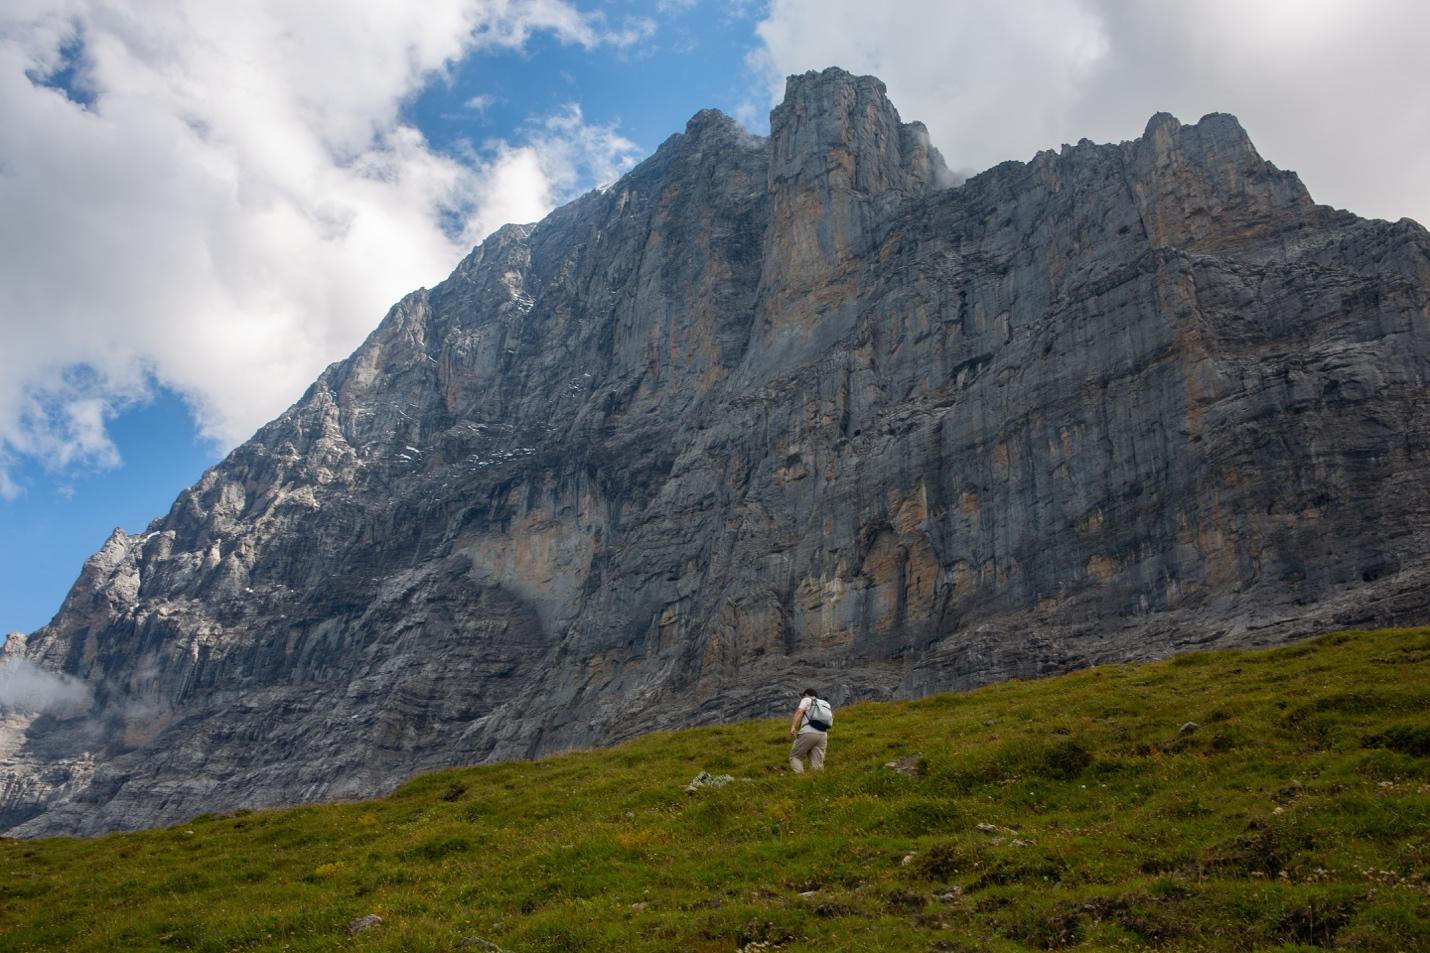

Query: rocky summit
left=3, top=68, right=1429, bottom=837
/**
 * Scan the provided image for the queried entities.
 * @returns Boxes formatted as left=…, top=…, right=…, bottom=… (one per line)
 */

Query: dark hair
left=802, top=688, right=818, bottom=697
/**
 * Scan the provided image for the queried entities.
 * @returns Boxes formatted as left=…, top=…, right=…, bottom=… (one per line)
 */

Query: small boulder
left=686, top=771, right=736, bottom=793
left=346, top=914, right=382, bottom=935
left=459, top=937, right=512, bottom=952
left=1179, top=721, right=1199, bottom=735
left=884, top=753, right=925, bottom=776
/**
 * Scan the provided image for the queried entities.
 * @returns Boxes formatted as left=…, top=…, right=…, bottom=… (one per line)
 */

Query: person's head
left=802, top=688, right=818, bottom=698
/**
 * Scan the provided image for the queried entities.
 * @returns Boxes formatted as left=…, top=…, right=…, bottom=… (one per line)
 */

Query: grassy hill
left=3, top=628, right=1429, bottom=952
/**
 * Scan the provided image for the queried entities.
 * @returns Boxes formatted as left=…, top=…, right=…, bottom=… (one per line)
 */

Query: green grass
left=3, top=628, right=1430, bottom=952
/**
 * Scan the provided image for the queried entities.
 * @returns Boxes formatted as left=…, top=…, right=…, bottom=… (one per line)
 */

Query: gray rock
left=1179, top=721, right=1200, bottom=735
left=884, top=754, right=925, bottom=776
left=459, top=938, right=511, bottom=953
left=686, top=771, right=736, bottom=793
left=346, top=915, right=382, bottom=935
left=5, top=67, right=1430, bottom=837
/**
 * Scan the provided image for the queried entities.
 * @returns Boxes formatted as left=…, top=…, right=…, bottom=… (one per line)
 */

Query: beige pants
left=789, top=730, right=827, bottom=773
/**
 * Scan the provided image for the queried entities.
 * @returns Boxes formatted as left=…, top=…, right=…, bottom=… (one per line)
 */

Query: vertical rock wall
left=5, top=68, right=1430, bottom=836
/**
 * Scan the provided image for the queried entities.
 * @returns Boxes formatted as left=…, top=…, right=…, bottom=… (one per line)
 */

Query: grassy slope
left=2, top=629, right=1429, bottom=953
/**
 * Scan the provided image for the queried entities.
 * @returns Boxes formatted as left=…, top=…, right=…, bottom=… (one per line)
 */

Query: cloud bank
left=0, top=0, right=644, bottom=495
left=752, top=0, right=1430, bottom=227
left=0, top=657, right=91, bottom=715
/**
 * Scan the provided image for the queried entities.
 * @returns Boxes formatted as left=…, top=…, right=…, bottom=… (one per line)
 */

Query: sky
left=2, top=0, right=1428, bottom=638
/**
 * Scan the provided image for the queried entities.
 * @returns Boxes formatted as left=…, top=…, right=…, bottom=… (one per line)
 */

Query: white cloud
left=752, top=0, right=1430, bottom=227
left=0, top=657, right=91, bottom=715
left=464, top=92, right=498, bottom=115
left=461, top=105, right=641, bottom=242
left=0, top=0, right=649, bottom=494
left=606, top=15, right=658, bottom=49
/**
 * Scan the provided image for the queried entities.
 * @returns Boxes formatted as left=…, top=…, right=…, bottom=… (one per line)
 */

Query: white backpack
left=805, top=698, right=834, bottom=731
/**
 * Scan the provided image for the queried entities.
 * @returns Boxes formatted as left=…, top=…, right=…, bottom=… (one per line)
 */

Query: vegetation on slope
left=3, top=628, right=1429, bottom=952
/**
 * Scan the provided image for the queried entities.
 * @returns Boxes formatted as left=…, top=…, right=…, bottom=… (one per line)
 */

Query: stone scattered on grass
left=346, top=914, right=382, bottom=935
left=884, top=753, right=925, bottom=776
left=1179, top=721, right=1199, bottom=735
left=901, top=852, right=917, bottom=866
left=686, top=771, right=736, bottom=793
left=459, top=936, right=512, bottom=952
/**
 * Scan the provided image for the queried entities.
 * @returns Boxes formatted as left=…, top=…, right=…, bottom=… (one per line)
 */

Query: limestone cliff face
left=5, top=68, right=1430, bottom=836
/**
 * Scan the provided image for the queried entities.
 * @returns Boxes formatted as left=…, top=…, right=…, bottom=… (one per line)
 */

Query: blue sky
left=1, top=388, right=219, bottom=633
left=4, top=0, right=1428, bottom=638
left=408, top=7, right=763, bottom=155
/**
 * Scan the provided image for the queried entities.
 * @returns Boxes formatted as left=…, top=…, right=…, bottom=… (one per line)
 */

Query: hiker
left=788, top=687, right=833, bottom=773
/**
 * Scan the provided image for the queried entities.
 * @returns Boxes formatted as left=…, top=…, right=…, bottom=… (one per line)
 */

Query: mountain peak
left=780, top=65, right=888, bottom=103
left=683, top=107, right=739, bottom=138
left=1127, top=108, right=1311, bottom=248
left=1141, top=110, right=1258, bottom=158
left=1143, top=110, right=1181, bottom=136
left=768, top=65, right=947, bottom=199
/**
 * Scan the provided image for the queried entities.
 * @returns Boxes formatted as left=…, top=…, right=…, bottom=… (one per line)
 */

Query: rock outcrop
left=5, top=68, right=1429, bottom=837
